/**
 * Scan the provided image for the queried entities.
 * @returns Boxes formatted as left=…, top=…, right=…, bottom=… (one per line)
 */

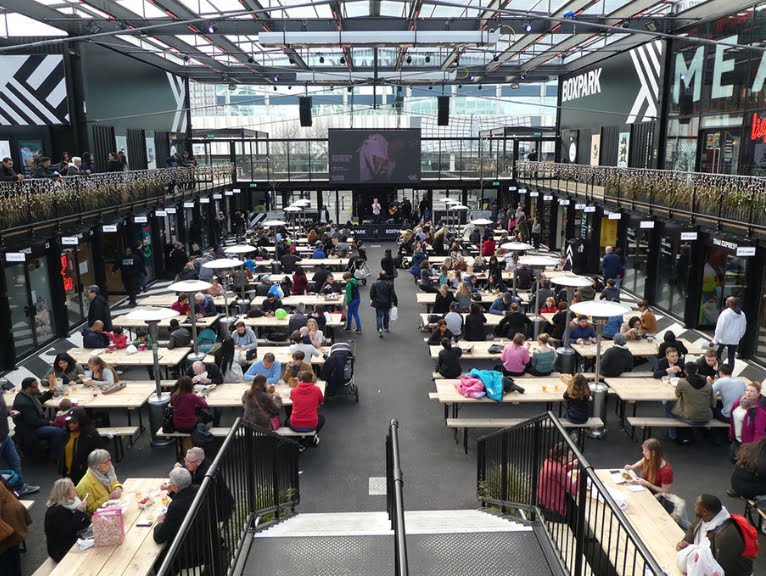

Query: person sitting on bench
left=600, top=333, right=634, bottom=377
left=288, top=371, right=324, bottom=447
left=436, top=338, right=463, bottom=379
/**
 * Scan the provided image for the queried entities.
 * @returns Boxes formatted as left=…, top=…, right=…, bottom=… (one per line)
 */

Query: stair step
left=256, top=510, right=529, bottom=538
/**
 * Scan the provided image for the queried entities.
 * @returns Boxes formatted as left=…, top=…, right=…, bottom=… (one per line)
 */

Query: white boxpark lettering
left=562, top=68, right=602, bottom=102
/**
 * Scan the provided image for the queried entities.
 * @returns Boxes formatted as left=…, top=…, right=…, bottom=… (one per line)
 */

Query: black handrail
left=477, top=412, right=665, bottom=576
left=386, top=419, right=409, bottom=576
left=155, top=418, right=300, bottom=576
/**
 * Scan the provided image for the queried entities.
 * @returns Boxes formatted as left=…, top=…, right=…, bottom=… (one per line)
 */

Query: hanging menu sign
left=529, top=191, right=539, bottom=197
left=134, top=216, right=148, bottom=223
left=5, top=252, right=25, bottom=262
left=200, top=197, right=210, bottom=204
left=232, top=188, right=241, bottom=193
left=155, top=210, right=167, bottom=217
left=640, top=221, right=655, bottom=229
left=213, top=193, right=223, bottom=199
left=543, top=195, right=553, bottom=201
left=559, top=199, right=570, bottom=206
left=61, top=236, right=78, bottom=245
left=680, top=232, right=698, bottom=241
left=608, top=212, right=622, bottom=220
left=584, top=206, right=596, bottom=213
left=102, top=225, right=118, bottom=233
left=166, top=207, right=177, bottom=214
left=225, top=191, right=234, bottom=196
left=737, top=246, right=756, bottom=257
left=518, top=188, right=527, bottom=194
left=509, top=186, right=517, bottom=191
left=575, top=203, right=586, bottom=210
left=184, top=202, right=194, bottom=208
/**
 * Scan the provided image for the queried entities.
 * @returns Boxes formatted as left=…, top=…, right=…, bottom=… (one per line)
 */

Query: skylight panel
left=2, top=13, right=68, bottom=36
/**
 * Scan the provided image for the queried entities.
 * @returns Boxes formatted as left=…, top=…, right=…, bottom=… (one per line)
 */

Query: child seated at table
left=563, top=374, right=592, bottom=424
left=132, top=328, right=153, bottom=350
left=106, top=327, right=128, bottom=349
left=53, top=398, right=73, bottom=428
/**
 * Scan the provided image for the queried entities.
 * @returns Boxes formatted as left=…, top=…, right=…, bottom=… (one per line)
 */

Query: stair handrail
left=155, top=418, right=301, bottom=576
left=476, top=412, right=666, bottom=576
left=386, top=419, right=409, bottom=576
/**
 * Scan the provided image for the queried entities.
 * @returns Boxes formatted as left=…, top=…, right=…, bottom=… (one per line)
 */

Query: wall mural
left=0, top=55, right=69, bottom=126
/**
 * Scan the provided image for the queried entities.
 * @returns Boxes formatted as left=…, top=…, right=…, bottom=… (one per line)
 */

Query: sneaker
left=312, top=435, right=320, bottom=446
left=353, top=329, right=362, bottom=334
left=385, top=328, right=390, bottom=333
left=726, top=488, right=739, bottom=498
left=378, top=330, right=383, bottom=338
left=343, top=327, right=352, bottom=332
left=297, top=444, right=306, bottom=453
left=16, top=484, right=40, bottom=496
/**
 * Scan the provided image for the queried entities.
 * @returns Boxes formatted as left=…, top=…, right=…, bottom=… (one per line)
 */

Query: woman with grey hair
left=45, top=478, right=90, bottom=561
left=76, top=448, right=122, bottom=513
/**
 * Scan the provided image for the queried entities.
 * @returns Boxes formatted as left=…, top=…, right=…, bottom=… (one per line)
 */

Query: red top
left=171, top=300, right=190, bottom=315
left=107, top=332, right=128, bottom=349
left=171, top=392, right=208, bottom=430
left=290, top=382, right=324, bottom=429
left=540, top=305, right=558, bottom=314
left=649, top=462, right=673, bottom=487
left=537, top=459, right=577, bottom=516
left=481, top=239, right=496, bottom=257
left=292, top=274, right=309, bottom=295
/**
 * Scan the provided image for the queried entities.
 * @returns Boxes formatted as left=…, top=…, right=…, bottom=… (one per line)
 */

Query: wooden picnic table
left=250, top=294, right=345, bottom=308
left=137, top=293, right=236, bottom=309
left=67, top=347, right=192, bottom=369
left=113, top=312, right=220, bottom=330
left=428, top=340, right=543, bottom=360
left=49, top=477, right=166, bottom=576
left=589, top=469, right=684, bottom=576
left=203, top=381, right=326, bottom=407
left=204, top=346, right=330, bottom=366
left=570, top=338, right=704, bottom=358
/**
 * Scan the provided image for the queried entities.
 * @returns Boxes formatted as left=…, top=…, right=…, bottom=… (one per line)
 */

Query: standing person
left=713, top=296, right=747, bottom=370
left=86, top=285, right=112, bottom=332
left=133, top=241, right=148, bottom=293
left=343, top=271, right=362, bottom=334
left=0, top=390, right=38, bottom=496
left=531, top=218, right=542, bottom=249
left=638, top=300, right=658, bottom=335
left=380, top=249, right=396, bottom=282
left=113, top=248, right=142, bottom=307
left=372, top=197, right=382, bottom=222
left=0, top=480, right=32, bottom=576
left=168, top=241, right=189, bottom=278
left=370, top=270, right=398, bottom=338
left=319, top=204, right=330, bottom=224
left=712, top=364, right=746, bottom=423
left=106, top=152, right=123, bottom=172
left=600, top=245, right=622, bottom=282
left=81, top=152, right=95, bottom=174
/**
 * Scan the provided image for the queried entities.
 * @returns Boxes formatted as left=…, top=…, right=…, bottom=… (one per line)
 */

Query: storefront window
left=135, top=224, right=155, bottom=282
left=5, top=262, right=35, bottom=358
left=655, top=235, right=692, bottom=318
left=665, top=118, right=699, bottom=172
left=622, top=226, right=649, bottom=296
left=699, top=247, right=748, bottom=326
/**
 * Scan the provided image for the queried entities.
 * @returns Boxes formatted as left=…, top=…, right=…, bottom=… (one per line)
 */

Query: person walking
left=380, top=249, right=396, bottom=282
left=85, top=285, right=112, bottom=331
left=600, top=246, right=622, bottom=282
left=713, top=296, right=747, bottom=370
left=113, top=248, right=142, bottom=307
left=370, top=271, right=398, bottom=338
left=343, top=271, right=362, bottom=334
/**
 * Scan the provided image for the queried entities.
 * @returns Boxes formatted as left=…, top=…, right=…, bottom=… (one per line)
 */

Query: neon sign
left=751, top=113, right=766, bottom=142
left=60, top=254, right=74, bottom=292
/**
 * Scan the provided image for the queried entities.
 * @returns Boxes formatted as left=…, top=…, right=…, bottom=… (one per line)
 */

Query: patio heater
left=518, top=255, right=560, bottom=338
left=499, top=242, right=533, bottom=296
left=202, top=258, right=245, bottom=324
left=225, top=244, right=258, bottom=300
left=123, top=306, right=178, bottom=447
left=550, top=274, right=594, bottom=374
left=167, top=279, right=213, bottom=362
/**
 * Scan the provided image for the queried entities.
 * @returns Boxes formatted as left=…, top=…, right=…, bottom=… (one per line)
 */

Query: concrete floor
left=14, top=242, right=766, bottom=574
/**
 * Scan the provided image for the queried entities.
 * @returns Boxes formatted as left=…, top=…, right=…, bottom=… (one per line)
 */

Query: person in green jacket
left=343, top=272, right=362, bottom=333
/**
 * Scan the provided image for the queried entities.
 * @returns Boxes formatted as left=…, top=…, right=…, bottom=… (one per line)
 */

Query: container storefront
left=653, top=222, right=698, bottom=322
left=697, top=236, right=753, bottom=328
left=620, top=216, right=656, bottom=299
left=60, top=232, right=96, bottom=326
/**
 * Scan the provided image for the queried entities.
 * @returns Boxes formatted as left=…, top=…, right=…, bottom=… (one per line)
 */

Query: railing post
left=529, top=420, right=541, bottom=518
left=476, top=438, right=486, bottom=507
left=272, top=435, right=281, bottom=520
left=500, top=432, right=509, bottom=515
left=573, top=462, right=589, bottom=576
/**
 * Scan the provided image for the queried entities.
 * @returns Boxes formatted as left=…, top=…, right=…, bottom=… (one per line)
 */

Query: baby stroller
left=320, top=342, right=358, bottom=402
left=347, top=256, right=371, bottom=285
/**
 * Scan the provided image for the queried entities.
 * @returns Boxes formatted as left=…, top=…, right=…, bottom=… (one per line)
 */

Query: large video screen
left=329, top=129, right=421, bottom=184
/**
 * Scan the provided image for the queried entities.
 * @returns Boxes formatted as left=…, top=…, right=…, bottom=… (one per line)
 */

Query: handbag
left=390, top=306, right=399, bottom=322
left=161, top=405, right=175, bottom=433
left=254, top=395, right=281, bottom=431
left=488, top=344, right=503, bottom=354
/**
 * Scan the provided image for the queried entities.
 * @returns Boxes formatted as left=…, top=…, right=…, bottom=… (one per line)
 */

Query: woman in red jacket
left=292, top=266, right=309, bottom=296
left=537, top=442, right=578, bottom=523
left=289, top=371, right=324, bottom=446
left=171, top=376, right=209, bottom=449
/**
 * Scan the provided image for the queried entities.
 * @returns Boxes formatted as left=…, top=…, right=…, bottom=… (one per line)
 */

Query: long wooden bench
left=31, top=558, right=57, bottom=576
left=99, top=426, right=139, bottom=462
left=446, top=417, right=604, bottom=454
left=431, top=371, right=653, bottom=380
left=626, top=417, right=729, bottom=443
left=157, top=426, right=316, bottom=455
left=744, top=498, right=766, bottom=531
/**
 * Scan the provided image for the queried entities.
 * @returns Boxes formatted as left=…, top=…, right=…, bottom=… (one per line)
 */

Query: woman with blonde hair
left=623, top=438, right=673, bottom=494
left=45, top=477, right=90, bottom=561
left=455, top=281, right=472, bottom=312
left=563, top=374, right=591, bottom=424
left=306, top=318, right=324, bottom=349
left=84, top=356, right=118, bottom=387
left=433, top=283, right=455, bottom=314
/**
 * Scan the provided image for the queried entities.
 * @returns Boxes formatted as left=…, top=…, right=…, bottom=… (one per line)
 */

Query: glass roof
left=0, top=0, right=726, bottom=84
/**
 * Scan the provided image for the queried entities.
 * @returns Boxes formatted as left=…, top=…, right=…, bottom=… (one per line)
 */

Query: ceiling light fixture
left=289, top=56, right=295, bottom=64
left=478, top=84, right=482, bottom=89
left=493, top=54, right=499, bottom=61
left=207, top=22, right=216, bottom=33
left=425, top=55, right=431, bottom=63
left=520, top=72, right=527, bottom=80
left=247, top=56, right=254, bottom=63
left=183, top=55, right=190, bottom=63
left=228, top=83, right=236, bottom=90
left=273, top=75, right=279, bottom=82
left=470, top=73, right=475, bottom=81
left=347, top=85, right=352, bottom=93
left=319, top=55, right=325, bottom=63
left=406, top=55, right=412, bottom=64
left=340, top=56, right=346, bottom=64
left=621, top=19, right=630, bottom=28
left=429, top=84, right=433, bottom=90
left=524, top=20, right=532, bottom=32
left=273, top=86, right=277, bottom=91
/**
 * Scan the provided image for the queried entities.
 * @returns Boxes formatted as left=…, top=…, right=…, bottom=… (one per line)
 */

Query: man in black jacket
left=380, top=249, right=396, bottom=282
left=0, top=157, right=23, bottom=182
left=185, top=361, right=224, bottom=386
left=600, top=334, right=634, bottom=377
left=370, top=271, right=398, bottom=338
left=113, top=248, right=143, bottom=306
left=86, top=285, right=112, bottom=332
left=0, top=387, right=38, bottom=495
left=12, top=377, right=64, bottom=461
left=154, top=468, right=198, bottom=545
left=82, top=320, right=110, bottom=349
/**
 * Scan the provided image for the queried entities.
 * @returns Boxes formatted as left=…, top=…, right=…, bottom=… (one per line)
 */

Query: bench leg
left=464, top=428, right=468, bottom=455
left=114, top=437, right=124, bottom=463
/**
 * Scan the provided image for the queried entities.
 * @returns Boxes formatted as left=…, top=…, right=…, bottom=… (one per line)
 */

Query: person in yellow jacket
left=76, top=448, right=123, bottom=513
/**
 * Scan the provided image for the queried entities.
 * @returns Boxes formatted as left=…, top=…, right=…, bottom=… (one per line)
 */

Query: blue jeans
left=346, top=298, right=361, bottom=330
left=0, top=436, right=23, bottom=485
left=376, top=308, right=390, bottom=331
left=36, top=426, right=65, bottom=462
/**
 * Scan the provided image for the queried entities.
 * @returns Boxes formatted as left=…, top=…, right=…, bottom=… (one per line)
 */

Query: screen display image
left=329, top=129, right=421, bottom=183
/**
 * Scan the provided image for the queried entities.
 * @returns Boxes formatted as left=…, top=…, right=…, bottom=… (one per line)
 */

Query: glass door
left=699, top=247, right=748, bottom=326
left=622, top=226, right=650, bottom=296
left=699, top=130, right=741, bottom=174
left=5, top=262, right=35, bottom=358
left=655, top=234, right=692, bottom=318
left=61, top=242, right=96, bottom=326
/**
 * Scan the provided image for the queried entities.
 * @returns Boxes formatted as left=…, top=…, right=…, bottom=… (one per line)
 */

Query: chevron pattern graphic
left=166, top=72, right=187, bottom=133
left=627, top=40, right=663, bottom=125
left=0, top=55, right=69, bottom=125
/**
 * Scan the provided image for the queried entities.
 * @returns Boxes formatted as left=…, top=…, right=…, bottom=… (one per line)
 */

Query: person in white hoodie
left=712, top=297, right=747, bottom=370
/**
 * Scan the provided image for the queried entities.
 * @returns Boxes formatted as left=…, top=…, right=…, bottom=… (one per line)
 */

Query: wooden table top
left=571, top=338, right=703, bottom=358
left=41, top=382, right=157, bottom=410
left=416, top=291, right=531, bottom=305
left=50, top=477, right=166, bottom=576
left=112, top=313, right=220, bottom=329
left=68, top=347, right=191, bottom=367
left=604, top=377, right=678, bottom=402
left=204, top=346, right=330, bottom=365
left=137, top=293, right=236, bottom=309
left=428, top=340, right=546, bottom=359
left=541, top=312, right=637, bottom=325
left=237, top=313, right=343, bottom=328
left=250, top=294, right=345, bottom=307
left=203, top=381, right=326, bottom=407
left=433, top=378, right=564, bottom=404
left=591, top=469, right=684, bottom=575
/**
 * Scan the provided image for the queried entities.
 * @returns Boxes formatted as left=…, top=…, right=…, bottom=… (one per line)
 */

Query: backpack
left=729, top=514, right=759, bottom=560
left=0, top=469, right=21, bottom=489
left=197, top=328, right=217, bottom=354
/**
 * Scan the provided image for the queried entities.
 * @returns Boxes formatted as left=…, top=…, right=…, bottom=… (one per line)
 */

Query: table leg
left=463, top=428, right=468, bottom=455
left=443, top=404, right=448, bottom=423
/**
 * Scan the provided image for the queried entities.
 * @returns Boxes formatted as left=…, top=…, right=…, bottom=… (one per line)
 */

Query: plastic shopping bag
left=390, top=306, right=398, bottom=322
left=686, top=539, right=724, bottom=576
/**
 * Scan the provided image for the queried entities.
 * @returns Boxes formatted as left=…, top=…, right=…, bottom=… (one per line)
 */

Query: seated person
left=600, top=333, right=634, bottom=377
left=207, top=277, right=224, bottom=296
left=260, top=293, right=283, bottom=316
left=311, top=264, right=331, bottom=293
left=495, top=302, right=530, bottom=339
left=167, top=318, right=192, bottom=350
left=696, top=349, right=719, bottom=384
left=549, top=301, right=569, bottom=340
left=153, top=468, right=198, bottom=545
left=666, top=362, right=715, bottom=441
left=535, top=280, right=555, bottom=306
left=653, top=346, right=684, bottom=379
left=463, top=303, right=487, bottom=342
left=419, top=261, right=437, bottom=293
left=280, top=251, right=302, bottom=274
left=602, top=315, right=623, bottom=339
left=194, top=292, right=217, bottom=317
left=45, top=478, right=90, bottom=562
left=563, top=374, right=591, bottom=424
left=320, top=275, right=341, bottom=295
left=436, top=338, right=463, bottom=378
left=12, top=377, right=64, bottom=458
left=312, top=242, right=326, bottom=259
left=443, top=302, right=464, bottom=339
left=289, top=370, right=325, bottom=445
left=288, top=303, right=308, bottom=333
left=623, top=438, right=673, bottom=494
left=292, top=267, right=309, bottom=295
left=428, top=319, right=454, bottom=345
left=45, top=352, right=85, bottom=384
left=570, top=315, right=597, bottom=344
left=284, top=350, right=316, bottom=387
left=712, top=364, right=746, bottom=423
left=82, top=320, right=110, bottom=348
left=539, top=297, right=558, bottom=315
left=184, top=360, right=224, bottom=386
left=730, top=437, right=766, bottom=499
left=433, top=284, right=456, bottom=314
left=657, top=330, right=688, bottom=358
left=499, top=333, right=530, bottom=376
left=488, top=292, right=516, bottom=316
left=289, top=330, right=319, bottom=358
left=599, top=278, right=621, bottom=302
left=528, top=334, right=556, bottom=376
left=232, top=321, right=258, bottom=353
left=77, top=448, right=122, bottom=513
left=620, top=316, right=643, bottom=341
left=244, top=352, right=281, bottom=384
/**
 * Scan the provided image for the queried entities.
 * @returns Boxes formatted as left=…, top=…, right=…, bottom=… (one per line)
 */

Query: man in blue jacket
left=600, top=246, right=622, bottom=281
